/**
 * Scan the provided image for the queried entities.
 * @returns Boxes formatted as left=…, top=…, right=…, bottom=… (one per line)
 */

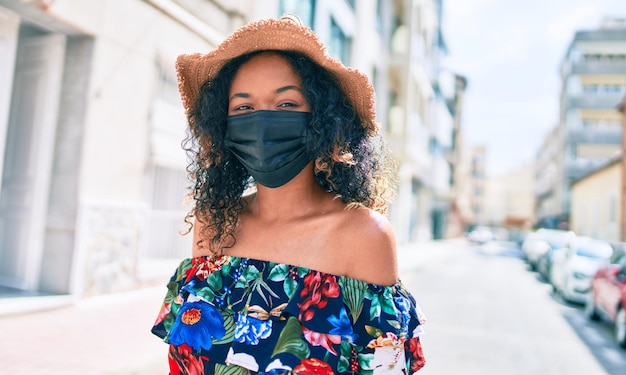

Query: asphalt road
left=400, top=240, right=626, bottom=375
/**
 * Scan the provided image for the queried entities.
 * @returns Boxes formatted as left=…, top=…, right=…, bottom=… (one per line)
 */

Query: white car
left=550, top=236, right=613, bottom=303
left=467, top=226, right=493, bottom=244
left=521, top=228, right=575, bottom=270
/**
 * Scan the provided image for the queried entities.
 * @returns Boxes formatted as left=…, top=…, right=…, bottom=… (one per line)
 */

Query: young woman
left=152, top=15, right=426, bottom=374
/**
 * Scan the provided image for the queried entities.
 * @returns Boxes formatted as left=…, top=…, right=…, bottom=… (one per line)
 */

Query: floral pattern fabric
left=152, top=256, right=427, bottom=374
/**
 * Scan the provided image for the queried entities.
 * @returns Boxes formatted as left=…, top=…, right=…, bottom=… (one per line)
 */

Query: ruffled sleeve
left=281, top=271, right=427, bottom=373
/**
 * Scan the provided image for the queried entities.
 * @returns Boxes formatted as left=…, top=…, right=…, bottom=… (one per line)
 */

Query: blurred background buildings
left=0, top=0, right=623, bottom=305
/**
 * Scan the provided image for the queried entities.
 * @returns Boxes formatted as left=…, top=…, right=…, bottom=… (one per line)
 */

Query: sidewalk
left=398, top=237, right=465, bottom=271
left=0, top=286, right=169, bottom=375
left=0, top=239, right=464, bottom=374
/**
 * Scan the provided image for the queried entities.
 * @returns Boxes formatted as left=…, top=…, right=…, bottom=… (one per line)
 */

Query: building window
left=329, top=17, right=351, bottom=64
left=375, top=0, right=383, bottom=33
left=609, top=193, right=617, bottom=224
left=144, top=165, right=192, bottom=259
left=143, top=56, right=193, bottom=259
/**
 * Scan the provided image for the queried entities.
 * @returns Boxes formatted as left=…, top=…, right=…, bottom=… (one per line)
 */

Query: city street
left=400, top=240, right=626, bottom=375
left=2, top=239, right=626, bottom=374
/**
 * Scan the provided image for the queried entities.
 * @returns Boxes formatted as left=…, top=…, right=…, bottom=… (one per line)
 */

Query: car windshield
left=547, top=240, right=568, bottom=249
left=539, top=230, right=572, bottom=248
left=574, top=243, right=612, bottom=259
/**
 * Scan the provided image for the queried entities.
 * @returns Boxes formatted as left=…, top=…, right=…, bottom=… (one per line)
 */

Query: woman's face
left=228, top=52, right=311, bottom=116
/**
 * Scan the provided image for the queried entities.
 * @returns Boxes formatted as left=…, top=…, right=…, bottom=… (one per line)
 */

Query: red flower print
left=299, top=272, right=340, bottom=321
left=168, top=343, right=207, bottom=375
left=302, top=326, right=341, bottom=356
left=293, top=358, right=335, bottom=375
left=153, top=302, right=171, bottom=326
left=405, top=337, right=426, bottom=372
left=186, top=256, right=229, bottom=282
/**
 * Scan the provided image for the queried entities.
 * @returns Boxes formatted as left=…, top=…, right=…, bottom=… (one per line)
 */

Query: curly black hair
left=183, top=50, right=396, bottom=254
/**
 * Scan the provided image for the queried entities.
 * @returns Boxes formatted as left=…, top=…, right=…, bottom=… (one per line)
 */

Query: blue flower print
left=234, top=313, right=273, bottom=345
left=328, top=307, right=354, bottom=336
left=394, top=296, right=411, bottom=327
left=168, top=300, right=226, bottom=352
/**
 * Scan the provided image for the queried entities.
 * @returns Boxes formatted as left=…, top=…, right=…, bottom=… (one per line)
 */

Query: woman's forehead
left=230, top=53, right=302, bottom=93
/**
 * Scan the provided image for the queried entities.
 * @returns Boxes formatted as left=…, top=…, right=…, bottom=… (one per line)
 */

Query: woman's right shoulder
left=191, top=192, right=255, bottom=257
left=191, top=219, right=211, bottom=257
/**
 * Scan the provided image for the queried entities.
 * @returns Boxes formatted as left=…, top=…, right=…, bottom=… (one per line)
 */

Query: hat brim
left=176, top=17, right=377, bottom=131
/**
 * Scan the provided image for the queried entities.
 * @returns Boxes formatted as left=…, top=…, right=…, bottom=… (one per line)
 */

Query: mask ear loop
left=280, top=14, right=304, bottom=26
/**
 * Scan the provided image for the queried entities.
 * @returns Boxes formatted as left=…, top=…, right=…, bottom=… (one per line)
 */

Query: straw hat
left=175, top=15, right=377, bottom=131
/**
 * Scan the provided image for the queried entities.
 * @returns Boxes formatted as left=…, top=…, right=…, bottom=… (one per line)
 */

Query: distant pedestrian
left=151, top=15, right=427, bottom=374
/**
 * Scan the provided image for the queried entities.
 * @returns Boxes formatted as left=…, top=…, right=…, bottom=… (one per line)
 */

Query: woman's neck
left=247, top=168, right=338, bottom=223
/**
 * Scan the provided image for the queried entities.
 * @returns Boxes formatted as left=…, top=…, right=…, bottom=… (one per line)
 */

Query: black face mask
left=224, top=110, right=312, bottom=188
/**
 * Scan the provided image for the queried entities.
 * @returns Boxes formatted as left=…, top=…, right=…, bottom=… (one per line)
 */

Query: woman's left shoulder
left=338, top=205, right=398, bottom=284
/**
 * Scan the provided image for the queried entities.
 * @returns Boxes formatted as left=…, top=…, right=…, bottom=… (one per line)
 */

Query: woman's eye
left=278, top=102, right=296, bottom=108
left=233, top=104, right=253, bottom=111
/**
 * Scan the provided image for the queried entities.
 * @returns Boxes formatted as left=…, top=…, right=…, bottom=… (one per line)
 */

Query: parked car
left=536, top=245, right=566, bottom=282
left=585, top=251, right=626, bottom=349
left=550, top=236, right=613, bottom=304
left=522, top=228, right=575, bottom=271
left=466, top=226, right=494, bottom=245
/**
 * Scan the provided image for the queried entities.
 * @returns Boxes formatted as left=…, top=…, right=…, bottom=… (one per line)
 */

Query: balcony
left=570, top=60, right=626, bottom=75
left=564, top=157, right=612, bottom=180
left=564, top=93, right=624, bottom=109
left=566, top=127, right=621, bottom=144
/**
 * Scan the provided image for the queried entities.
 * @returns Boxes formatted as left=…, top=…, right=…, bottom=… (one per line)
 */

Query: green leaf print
left=379, top=289, right=398, bottom=315
left=339, top=278, right=365, bottom=322
left=163, top=299, right=183, bottom=337
left=364, top=325, right=383, bottom=339
left=272, top=316, right=310, bottom=359
left=248, top=277, right=280, bottom=307
left=207, top=270, right=224, bottom=291
left=213, top=314, right=236, bottom=345
left=387, top=319, right=402, bottom=330
left=267, top=264, right=299, bottom=298
left=359, top=353, right=375, bottom=373
left=283, top=277, right=298, bottom=299
left=235, top=265, right=260, bottom=288
left=268, top=264, right=289, bottom=281
left=196, top=287, right=217, bottom=302
left=338, top=341, right=354, bottom=373
left=369, top=300, right=381, bottom=321
left=365, top=288, right=396, bottom=320
left=164, top=281, right=179, bottom=304
left=337, top=356, right=350, bottom=373
left=215, top=363, right=250, bottom=375
left=220, top=259, right=234, bottom=275
left=175, top=258, right=192, bottom=282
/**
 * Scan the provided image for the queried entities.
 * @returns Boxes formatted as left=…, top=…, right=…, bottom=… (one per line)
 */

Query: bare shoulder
left=338, top=205, right=398, bottom=285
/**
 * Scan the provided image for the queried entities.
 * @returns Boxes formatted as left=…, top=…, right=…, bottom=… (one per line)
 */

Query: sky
left=442, top=0, right=625, bottom=176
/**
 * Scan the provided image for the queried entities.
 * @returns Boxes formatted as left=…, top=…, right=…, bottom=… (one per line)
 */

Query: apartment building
left=535, top=17, right=626, bottom=229
left=481, top=163, right=535, bottom=230
left=570, top=153, right=621, bottom=241
left=386, top=0, right=460, bottom=242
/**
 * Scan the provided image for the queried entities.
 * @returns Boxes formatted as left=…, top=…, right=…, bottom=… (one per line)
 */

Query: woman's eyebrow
left=229, top=86, right=300, bottom=101
left=275, top=85, right=301, bottom=94
left=229, top=92, right=250, bottom=101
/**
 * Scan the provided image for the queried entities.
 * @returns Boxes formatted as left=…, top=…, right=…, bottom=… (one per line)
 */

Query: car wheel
left=584, top=291, right=600, bottom=321
left=615, top=306, right=626, bottom=349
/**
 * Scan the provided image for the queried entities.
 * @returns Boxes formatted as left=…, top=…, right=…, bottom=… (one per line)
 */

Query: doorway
left=0, top=22, right=65, bottom=291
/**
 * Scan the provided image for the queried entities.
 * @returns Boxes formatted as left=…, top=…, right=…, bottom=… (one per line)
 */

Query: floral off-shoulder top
left=151, top=255, right=427, bottom=374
